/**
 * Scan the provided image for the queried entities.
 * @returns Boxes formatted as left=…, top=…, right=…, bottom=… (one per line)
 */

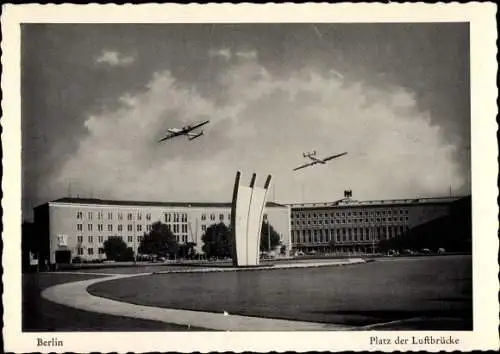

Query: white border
left=2, top=3, right=498, bottom=352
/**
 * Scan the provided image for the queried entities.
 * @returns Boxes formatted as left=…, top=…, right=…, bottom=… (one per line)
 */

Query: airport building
left=34, top=197, right=291, bottom=265
left=288, top=194, right=466, bottom=254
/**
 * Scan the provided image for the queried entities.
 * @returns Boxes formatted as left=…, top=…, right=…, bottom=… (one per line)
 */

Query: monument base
left=234, top=264, right=274, bottom=269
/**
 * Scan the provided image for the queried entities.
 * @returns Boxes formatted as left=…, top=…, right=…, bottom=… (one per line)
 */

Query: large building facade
left=288, top=196, right=464, bottom=254
left=34, top=197, right=290, bottom=265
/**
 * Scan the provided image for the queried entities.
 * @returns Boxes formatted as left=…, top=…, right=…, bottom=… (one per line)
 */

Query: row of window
left=77, top=211, right=152, bottom=221
left=292, top=216, right=409, bottom=226
left=77, top=235, right=145, bottom=244
left=76, top=234, right=190, bottom=244
left=77, top=224, right=152, bottom=232
left=76, top=211, right=265, bottom=224
left=167, top=224, right=188, bottom=233
left=292, top=209, right=409, bottom=219
left=165, top=213, right=188, bottom=223
left=291, top=226, right=408, bottom=244
left=200, top=213, right=231, bottom=221
left=77, top=247, right=134, bottom=256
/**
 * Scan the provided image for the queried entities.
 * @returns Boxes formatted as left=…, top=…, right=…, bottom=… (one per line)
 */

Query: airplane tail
left=188, top=131, right=204, bottom=141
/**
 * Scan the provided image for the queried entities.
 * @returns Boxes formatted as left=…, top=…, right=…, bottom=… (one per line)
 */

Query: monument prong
left=249, top=173, right=257, bottom=188
left=264, top=174, right=272, bottom=190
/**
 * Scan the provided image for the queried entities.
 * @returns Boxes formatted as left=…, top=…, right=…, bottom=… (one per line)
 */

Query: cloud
left=208, top=48, right=232, bottom=60
left=51, top=52, right=465, bottom=204
left=235, top=50, right=257, bottom=60
left=96, top=50, right=135, bottom=67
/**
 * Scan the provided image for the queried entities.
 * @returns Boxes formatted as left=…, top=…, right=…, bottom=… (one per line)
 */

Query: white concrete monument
left=231, top=171, right=272, bottom=267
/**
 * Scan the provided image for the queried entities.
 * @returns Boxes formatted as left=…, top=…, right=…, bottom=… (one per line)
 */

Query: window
left=128, top=213, right=133, bottom=221
left=88, top=236, right=93, bottom=243
left=137, top=224, right=142, bottom=232
left=78, top=248, right=84, bottom=255
left=97, top=224, right=103, bottom=231
left=138, top=236, right=143, bottom=242
left=147, top=224, right=152, bottom=231
left=77, top=211, right=83, bottom=219
left=88, top=212, right=93, bottom=220
left=88, top=224, right=93, bottom=231
left=118, top=224, right=123, bottom=232
left=77, top=224, right=83, bottom=231
left=98, top=248, right=104, bottom=254
left=219, top=213, right=224, bottom=221
left=77, top=236, right=83, bottom=243
left=118, top=212, right=123, bottom=220
left=182, top=214, right=187, bottom=222
left=88, top=248, right=94, bottom=255
left=98, top=211, right=103, bottom=220
left=210, top=213, right=215, bottom=221
left=128, top=224, right=133, bottom=231
left=98, top=236, right=103, bottom=243
left=108, top=224, right=113, bottom=232
left=107, top=212, right=113, bottom=220
left=201, top=214, right=206, bottom=221
left=137, top=213, right=142, bottom=220
left=174, top=213, right=179, bottom=222
left=182, top=224, right=187, bottom=233
left=146, top=213, right=151, bottom=221
left=128, top=236, right=133, bottom=243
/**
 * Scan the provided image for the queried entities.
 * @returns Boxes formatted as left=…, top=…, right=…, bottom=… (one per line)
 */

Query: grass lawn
left=88, top=255, right=472, bottom=330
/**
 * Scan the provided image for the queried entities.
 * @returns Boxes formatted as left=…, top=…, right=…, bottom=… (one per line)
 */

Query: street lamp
left=267, top=219, right=271, bottom=252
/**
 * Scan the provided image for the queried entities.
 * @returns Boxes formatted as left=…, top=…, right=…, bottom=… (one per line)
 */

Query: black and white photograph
left=2, top=3, right=498, bottom=353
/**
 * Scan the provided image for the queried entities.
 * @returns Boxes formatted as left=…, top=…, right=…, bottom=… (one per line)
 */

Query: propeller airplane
left=159, top=120, right=210, bottom=142
left=293, top=150, right=348, bottom=171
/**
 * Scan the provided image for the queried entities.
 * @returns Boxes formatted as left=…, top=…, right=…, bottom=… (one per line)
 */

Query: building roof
left=287, top=196, right=468, bottom=210
left=45, top=197, right=287, bottom=209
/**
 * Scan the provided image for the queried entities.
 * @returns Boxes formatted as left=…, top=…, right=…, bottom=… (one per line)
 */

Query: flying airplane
left=293, top=150, right=348, bottom=171
left=159, top=120, right=210, bottom=142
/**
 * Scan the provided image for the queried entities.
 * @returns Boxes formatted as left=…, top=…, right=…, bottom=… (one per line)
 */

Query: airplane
left=293, top=150, right=347, bottom=171
left=159, top=120, right=210, bottom=142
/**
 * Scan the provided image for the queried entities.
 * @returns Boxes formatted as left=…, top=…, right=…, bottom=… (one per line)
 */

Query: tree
left=139, top=221, right=179, bottom=258
left=177, top=242, right=197, bottom=259
left=22, top=222, right=38, bottom=271
left=202, top=222, right=233, bottom=259
left=104, top=236, right=134, bottom=261
left=260, top=221, right=281, bottom=252
left=201, top=221, right=281, bottom=258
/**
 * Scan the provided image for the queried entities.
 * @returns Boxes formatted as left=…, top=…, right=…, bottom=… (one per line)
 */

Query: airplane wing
left=293, top=161, right=318, bottom=171
left=322, top=152, right=348, bottom=162
left=183, top=120, right=210, bottom=133
left=158, top=131, right=183, bottom=142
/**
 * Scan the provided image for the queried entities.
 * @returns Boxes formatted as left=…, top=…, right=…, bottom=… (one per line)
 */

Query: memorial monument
left=230, top=171, right=272, bottom=267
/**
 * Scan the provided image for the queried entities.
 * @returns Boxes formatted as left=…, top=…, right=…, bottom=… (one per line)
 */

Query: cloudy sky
left=22, top=23, right=470, bottom=220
